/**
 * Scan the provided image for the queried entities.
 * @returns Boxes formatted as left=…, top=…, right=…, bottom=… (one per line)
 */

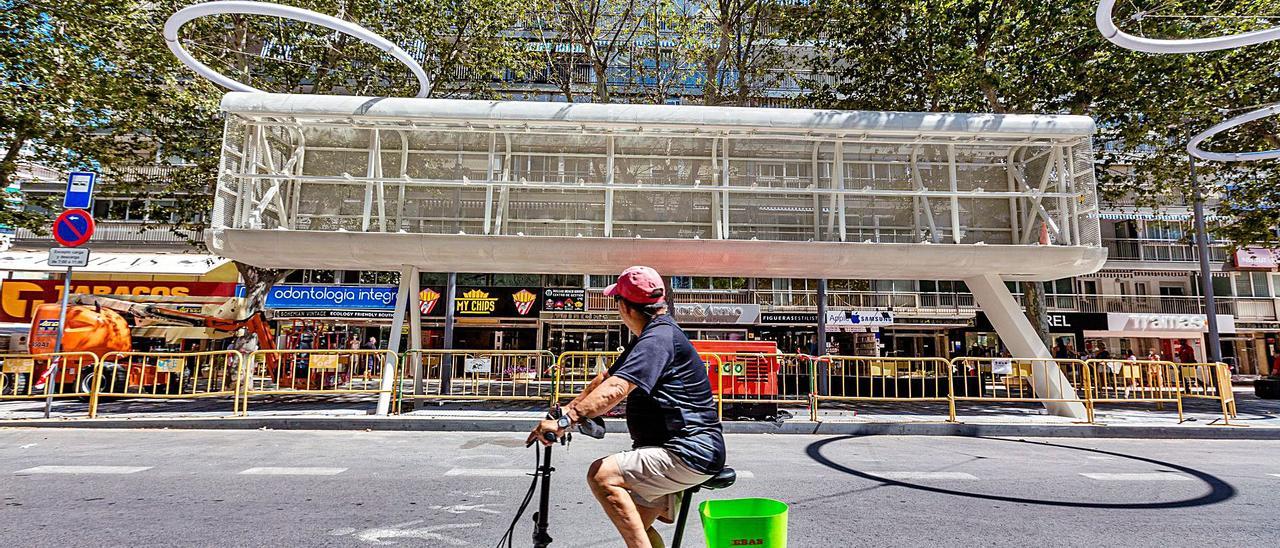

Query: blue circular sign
left=53, top=209, right=95, bottom=247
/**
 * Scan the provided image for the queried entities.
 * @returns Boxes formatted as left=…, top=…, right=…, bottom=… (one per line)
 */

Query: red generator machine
left=692, top=340, right=783, bottom=420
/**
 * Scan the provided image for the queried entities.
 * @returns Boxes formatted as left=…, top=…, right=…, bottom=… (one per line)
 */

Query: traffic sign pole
left=44, top=265, right=74, bottom=419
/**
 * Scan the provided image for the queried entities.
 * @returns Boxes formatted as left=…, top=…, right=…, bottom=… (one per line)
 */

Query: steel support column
left=965, top=274, right=1087, bottom=419
left=378, top=265, right=417, bottom=415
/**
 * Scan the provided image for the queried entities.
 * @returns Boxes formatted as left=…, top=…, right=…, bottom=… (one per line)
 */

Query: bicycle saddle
left=701, top=467, right=737, bottom=490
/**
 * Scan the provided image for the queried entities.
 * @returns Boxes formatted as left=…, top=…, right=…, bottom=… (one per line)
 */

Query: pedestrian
left=1094, top=343, right=1111, bottom=360
left=528, top=266, right=725, bottom=548
left=1176, top=339, right=1196, bottom=364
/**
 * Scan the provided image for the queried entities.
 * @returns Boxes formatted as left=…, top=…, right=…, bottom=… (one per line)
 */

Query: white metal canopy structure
left=209, top=92, right=1108, bottom=418
left=210, top=93, right=1105, bottom=280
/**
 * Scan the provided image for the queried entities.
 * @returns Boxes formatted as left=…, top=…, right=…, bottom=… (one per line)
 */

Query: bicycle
left=499, top=410, right=736, bottom=548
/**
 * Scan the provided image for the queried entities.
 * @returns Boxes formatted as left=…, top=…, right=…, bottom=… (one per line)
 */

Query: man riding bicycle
left=528, top=266, right=726, bottom=548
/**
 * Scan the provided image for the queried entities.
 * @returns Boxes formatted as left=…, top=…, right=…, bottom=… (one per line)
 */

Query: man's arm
left=568, top=371, right=608, bottom=407
left=566, top=375, right=634, bottom=422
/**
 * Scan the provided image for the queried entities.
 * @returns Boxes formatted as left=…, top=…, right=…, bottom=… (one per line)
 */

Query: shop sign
left=674, top=303, right=761, bottom=324
left=271, top=309, right=396, bottom=320
left=826, top=310, right=893, bottom=326
left=543, top=288, right=587, bottom=312
left=975, top=312, right=1107, bottom=332
left=760, top=312, right=818, bottom=324
left=421, top=287, right=543, bottom=318
left=464, top=357, right=492, bottom=374
left=1, top=280, right=237, bottom=323
left=1234, top=246, right=1278, bottom=270
left=1106, top=313, right=1237, bottom=334
left=258, top=285, right=398, bottom=311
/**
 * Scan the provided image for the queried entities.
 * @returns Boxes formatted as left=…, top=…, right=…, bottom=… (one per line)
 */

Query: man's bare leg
left=638, top=506, right=664, bottom=548
left=588, top=455, right=652, bottom=548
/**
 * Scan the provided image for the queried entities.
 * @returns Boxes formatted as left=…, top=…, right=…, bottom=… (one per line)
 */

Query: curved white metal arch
left=1096, top=0, right=1280, bottom=162
left=163, top=1, right=431, bottom=97
left=1096, top=0, right=1280, bottom=53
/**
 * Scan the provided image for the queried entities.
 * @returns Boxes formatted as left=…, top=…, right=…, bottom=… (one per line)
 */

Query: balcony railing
left=15, top=222, right=201, bottom=247
left=586, top=289, right=1277, bottom=321
left=1103, top=237, right=1229, bottom=263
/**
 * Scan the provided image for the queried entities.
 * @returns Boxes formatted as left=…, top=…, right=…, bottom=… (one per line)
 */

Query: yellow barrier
left=1081, top=359, right=1182, bottom=422
left=0, top=352, right=101, bottom=406
left=703, top=352, right=814, bottom=420
left=813, top=357, right=954, bottom=421
left=1169, top=362, right=1236, bottom=425
left=950, top=358, right=1089, bottom=421
left=554, top=352, right=619, bottom=402
left=90, top=351, right=243, bottom=417
left=242, top=349, right=397, bottom=413
left=399, top=350, right=557, bottom=407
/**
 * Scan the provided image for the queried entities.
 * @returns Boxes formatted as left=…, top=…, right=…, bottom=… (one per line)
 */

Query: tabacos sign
left=0, top=280, right=237, bottom=323
left=419, top=287, right=542, bottom=318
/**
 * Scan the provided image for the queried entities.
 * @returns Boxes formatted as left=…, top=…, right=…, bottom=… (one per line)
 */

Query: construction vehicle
left=23, top=294, right=284, bottom=395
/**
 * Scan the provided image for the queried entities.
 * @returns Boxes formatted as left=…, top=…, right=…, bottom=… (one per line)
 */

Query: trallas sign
left=1106, top=313, right=1237, bottom=334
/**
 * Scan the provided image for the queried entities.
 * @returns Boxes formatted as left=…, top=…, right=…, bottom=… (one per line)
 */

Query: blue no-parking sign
left=64, top=172, right=96, bottom=210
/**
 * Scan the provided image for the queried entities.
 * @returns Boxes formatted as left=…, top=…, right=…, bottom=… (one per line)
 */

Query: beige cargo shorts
left=614, top=446, right=712, bottom=522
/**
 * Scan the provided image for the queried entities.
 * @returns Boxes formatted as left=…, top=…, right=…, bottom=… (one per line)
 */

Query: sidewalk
left=2, top=388, right=1276, bottom=439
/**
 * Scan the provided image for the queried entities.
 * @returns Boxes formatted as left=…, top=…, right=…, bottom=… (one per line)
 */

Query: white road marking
left=1268, top=474, right=1280, bottom=478
left=15, top=465, right=151, bottom=475
left=19, top=443, right=37, bottom=449
left=735, top=470, right=755, bottom=479
left=1080, top=473, right=1193, bottom=481
left=329, top=519, right=480, bottom=545
left=239, top=467, right=347, bottom=476
left=429, top=503, right=501, bottom=515
left=875, top=471, right=978, bottom=480
left=445, top=468, right=529, bottom=477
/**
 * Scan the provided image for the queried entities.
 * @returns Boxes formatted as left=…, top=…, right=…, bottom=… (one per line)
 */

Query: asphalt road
left=0, top=429, right=1277, bottom=547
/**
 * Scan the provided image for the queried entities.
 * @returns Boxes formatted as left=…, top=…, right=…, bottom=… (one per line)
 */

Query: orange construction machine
left=26, top=295, right=276, bottom=394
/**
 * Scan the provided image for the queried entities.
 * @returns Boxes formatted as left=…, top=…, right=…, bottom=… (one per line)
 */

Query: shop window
left=711, top=277, right=747, bottom=290
left=420, top=272, right=448, bottom=286
left=492, top=274, right=540, bottom=287
left=308, top=270, right=336, bottom=284
left=357, top=271, right=399, bottom=285
left=542, top=274, right=582, bottom=288
left=693, top=277, right=713, bottom=290
left=458, top=273, right=490, bottom=286
left=670, top=276, right=693, bottom=290
left=588, top=275, right=614, bottom=288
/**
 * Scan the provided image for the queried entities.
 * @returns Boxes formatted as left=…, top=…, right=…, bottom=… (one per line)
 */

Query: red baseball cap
left=604, top=266, right=666, bottom=305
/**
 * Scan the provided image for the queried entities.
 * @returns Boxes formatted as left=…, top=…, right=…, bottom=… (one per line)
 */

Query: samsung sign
left=247, top=285, right=399, bottom=310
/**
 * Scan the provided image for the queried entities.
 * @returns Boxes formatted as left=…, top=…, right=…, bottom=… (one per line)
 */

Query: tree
left=785, top=0, right=1280, bottom=347
left=684, top=0, right=789, bottom=106
left=0, top=0, right=200, bottom=231
left=531, top=0, right=650, bottom=102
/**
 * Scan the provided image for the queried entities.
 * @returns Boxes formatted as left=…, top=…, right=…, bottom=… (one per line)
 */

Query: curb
left=2, top=416, right=1279, bottom=440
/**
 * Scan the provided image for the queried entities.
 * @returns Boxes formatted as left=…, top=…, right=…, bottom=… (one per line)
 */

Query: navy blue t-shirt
left=607, top=315, right=726, bottom=475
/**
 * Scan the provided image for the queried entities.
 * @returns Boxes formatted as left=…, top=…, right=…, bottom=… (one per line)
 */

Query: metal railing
left=1104, top=237, right=1229, bottom=263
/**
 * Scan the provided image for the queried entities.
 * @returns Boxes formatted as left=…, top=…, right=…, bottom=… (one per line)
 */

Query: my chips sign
left=420, top=287, right=542, bottom=318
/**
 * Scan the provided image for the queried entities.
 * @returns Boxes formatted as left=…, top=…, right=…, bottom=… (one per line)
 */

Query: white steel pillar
left=378, top=265, right=418, bottom=415
left=964, top=274, right=1087, bottom=419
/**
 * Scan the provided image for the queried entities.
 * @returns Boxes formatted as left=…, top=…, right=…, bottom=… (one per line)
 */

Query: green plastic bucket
left=698, top=497, right=788, bottom=547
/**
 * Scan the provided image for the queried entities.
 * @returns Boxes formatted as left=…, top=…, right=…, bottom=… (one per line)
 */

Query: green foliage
left=784, top=0, right=1280, bottom=245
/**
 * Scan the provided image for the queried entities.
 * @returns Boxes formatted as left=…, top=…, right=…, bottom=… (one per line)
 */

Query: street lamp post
left=1190, top=153, right=1222, bottom=362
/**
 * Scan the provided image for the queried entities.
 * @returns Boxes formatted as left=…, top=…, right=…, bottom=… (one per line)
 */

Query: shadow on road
left=803, top=436, right=1236, bottom=509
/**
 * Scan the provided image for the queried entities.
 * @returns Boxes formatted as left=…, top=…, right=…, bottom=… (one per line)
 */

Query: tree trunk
left=232, top=261, right=291, bottom=354
left=1020, top=281, right=1052, bottom=351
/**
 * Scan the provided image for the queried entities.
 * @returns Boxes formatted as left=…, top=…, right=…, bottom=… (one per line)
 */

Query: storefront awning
left=0, top=252, right=229, bottom=275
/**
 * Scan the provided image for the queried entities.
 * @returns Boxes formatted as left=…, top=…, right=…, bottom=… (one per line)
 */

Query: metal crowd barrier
left=241, top=349, right=397, bottom=413
left=812, top=357, right=954, bottom=421
left=0, top=352, right=101, bottom=411
left=1081, top=359, right=1180, bottom=422
left=705, top=352, right=814, bottom=420
left=1170, top=362, right=1237, bottom=424
left=398, top=350, right=557, bottom=408
left=90, top=351, right=243, bottom=417
left=950, top=357, right=1090, bottom=421
left=554, top=351, right=619, bottom=402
